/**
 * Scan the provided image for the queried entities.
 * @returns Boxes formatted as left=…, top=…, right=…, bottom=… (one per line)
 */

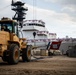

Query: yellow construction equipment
left=0, top=17, right=32, bottom=64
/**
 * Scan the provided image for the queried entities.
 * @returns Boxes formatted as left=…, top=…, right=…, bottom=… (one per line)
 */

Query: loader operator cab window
left=0, top=24, right=12, bottom=33
left=0, top=21, right=19, bottom=36
left=0, top=21, right=15, bottom=33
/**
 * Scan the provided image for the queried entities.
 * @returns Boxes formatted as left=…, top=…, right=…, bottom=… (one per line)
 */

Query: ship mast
left=11, top=0, right=28, bottom=28
left=12, top=0, right=14, bottom=4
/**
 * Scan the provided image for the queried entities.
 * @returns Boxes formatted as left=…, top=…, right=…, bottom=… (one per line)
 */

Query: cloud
left=45, top=0, right=76, bottom=11
left=26, top=4, right=74, bottom=23
left=61, top=6, right=76, bottom=12
left=44, top=0, right=76, bottom=23
left=26, top=4, right=76, bottom=38
left=44, top=0, right=58, bottom=3
left=0, top=0, right=22, bottom=19
left=44, top=0, right=76, bottom=5
left=0, top=0, right=11, bottom=18
left=0, top=0, right=76, bottom=38
left=58, top=0, right=76, bottom=5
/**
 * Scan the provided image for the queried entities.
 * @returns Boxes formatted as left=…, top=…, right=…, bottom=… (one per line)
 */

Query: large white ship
left=20, top=20, right=57, bottom=47
left=19, top=20, right=76, bottom=56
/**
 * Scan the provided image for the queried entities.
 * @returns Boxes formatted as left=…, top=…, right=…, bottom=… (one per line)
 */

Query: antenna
left=12, top=0, right=14, bottom=5
left=33, top=0, right=37, bottom=20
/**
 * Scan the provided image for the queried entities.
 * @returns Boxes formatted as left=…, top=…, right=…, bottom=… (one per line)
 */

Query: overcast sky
left=0, top=0, right=76, bottom=38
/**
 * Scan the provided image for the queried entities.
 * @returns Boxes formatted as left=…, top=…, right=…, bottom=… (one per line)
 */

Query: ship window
left=28, top=23, right=45, bottom=27
left=29, top=24, right=34, bottom=26
left=24, top=24, right=26, bottom=26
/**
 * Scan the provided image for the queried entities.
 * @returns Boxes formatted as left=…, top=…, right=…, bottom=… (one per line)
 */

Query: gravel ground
left=0, top=55, right=76, bottom=75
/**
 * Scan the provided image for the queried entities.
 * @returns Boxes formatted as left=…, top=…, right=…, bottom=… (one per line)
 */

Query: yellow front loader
left=0, top=17, right=32, bottom=64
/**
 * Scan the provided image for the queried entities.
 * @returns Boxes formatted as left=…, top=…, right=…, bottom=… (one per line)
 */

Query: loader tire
left=22, top=45, right=32, bottom=62
left=8, top=44, right=20, bottom=64
left=2, top=50, right=8, bottom=62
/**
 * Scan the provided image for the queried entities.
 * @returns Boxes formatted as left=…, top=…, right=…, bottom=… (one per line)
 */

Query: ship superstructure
left=21, top=20, right=57, bottom=46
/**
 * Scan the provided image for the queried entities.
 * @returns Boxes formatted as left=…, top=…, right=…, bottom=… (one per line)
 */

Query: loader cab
left=0, top=18, right=19, bottom=37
